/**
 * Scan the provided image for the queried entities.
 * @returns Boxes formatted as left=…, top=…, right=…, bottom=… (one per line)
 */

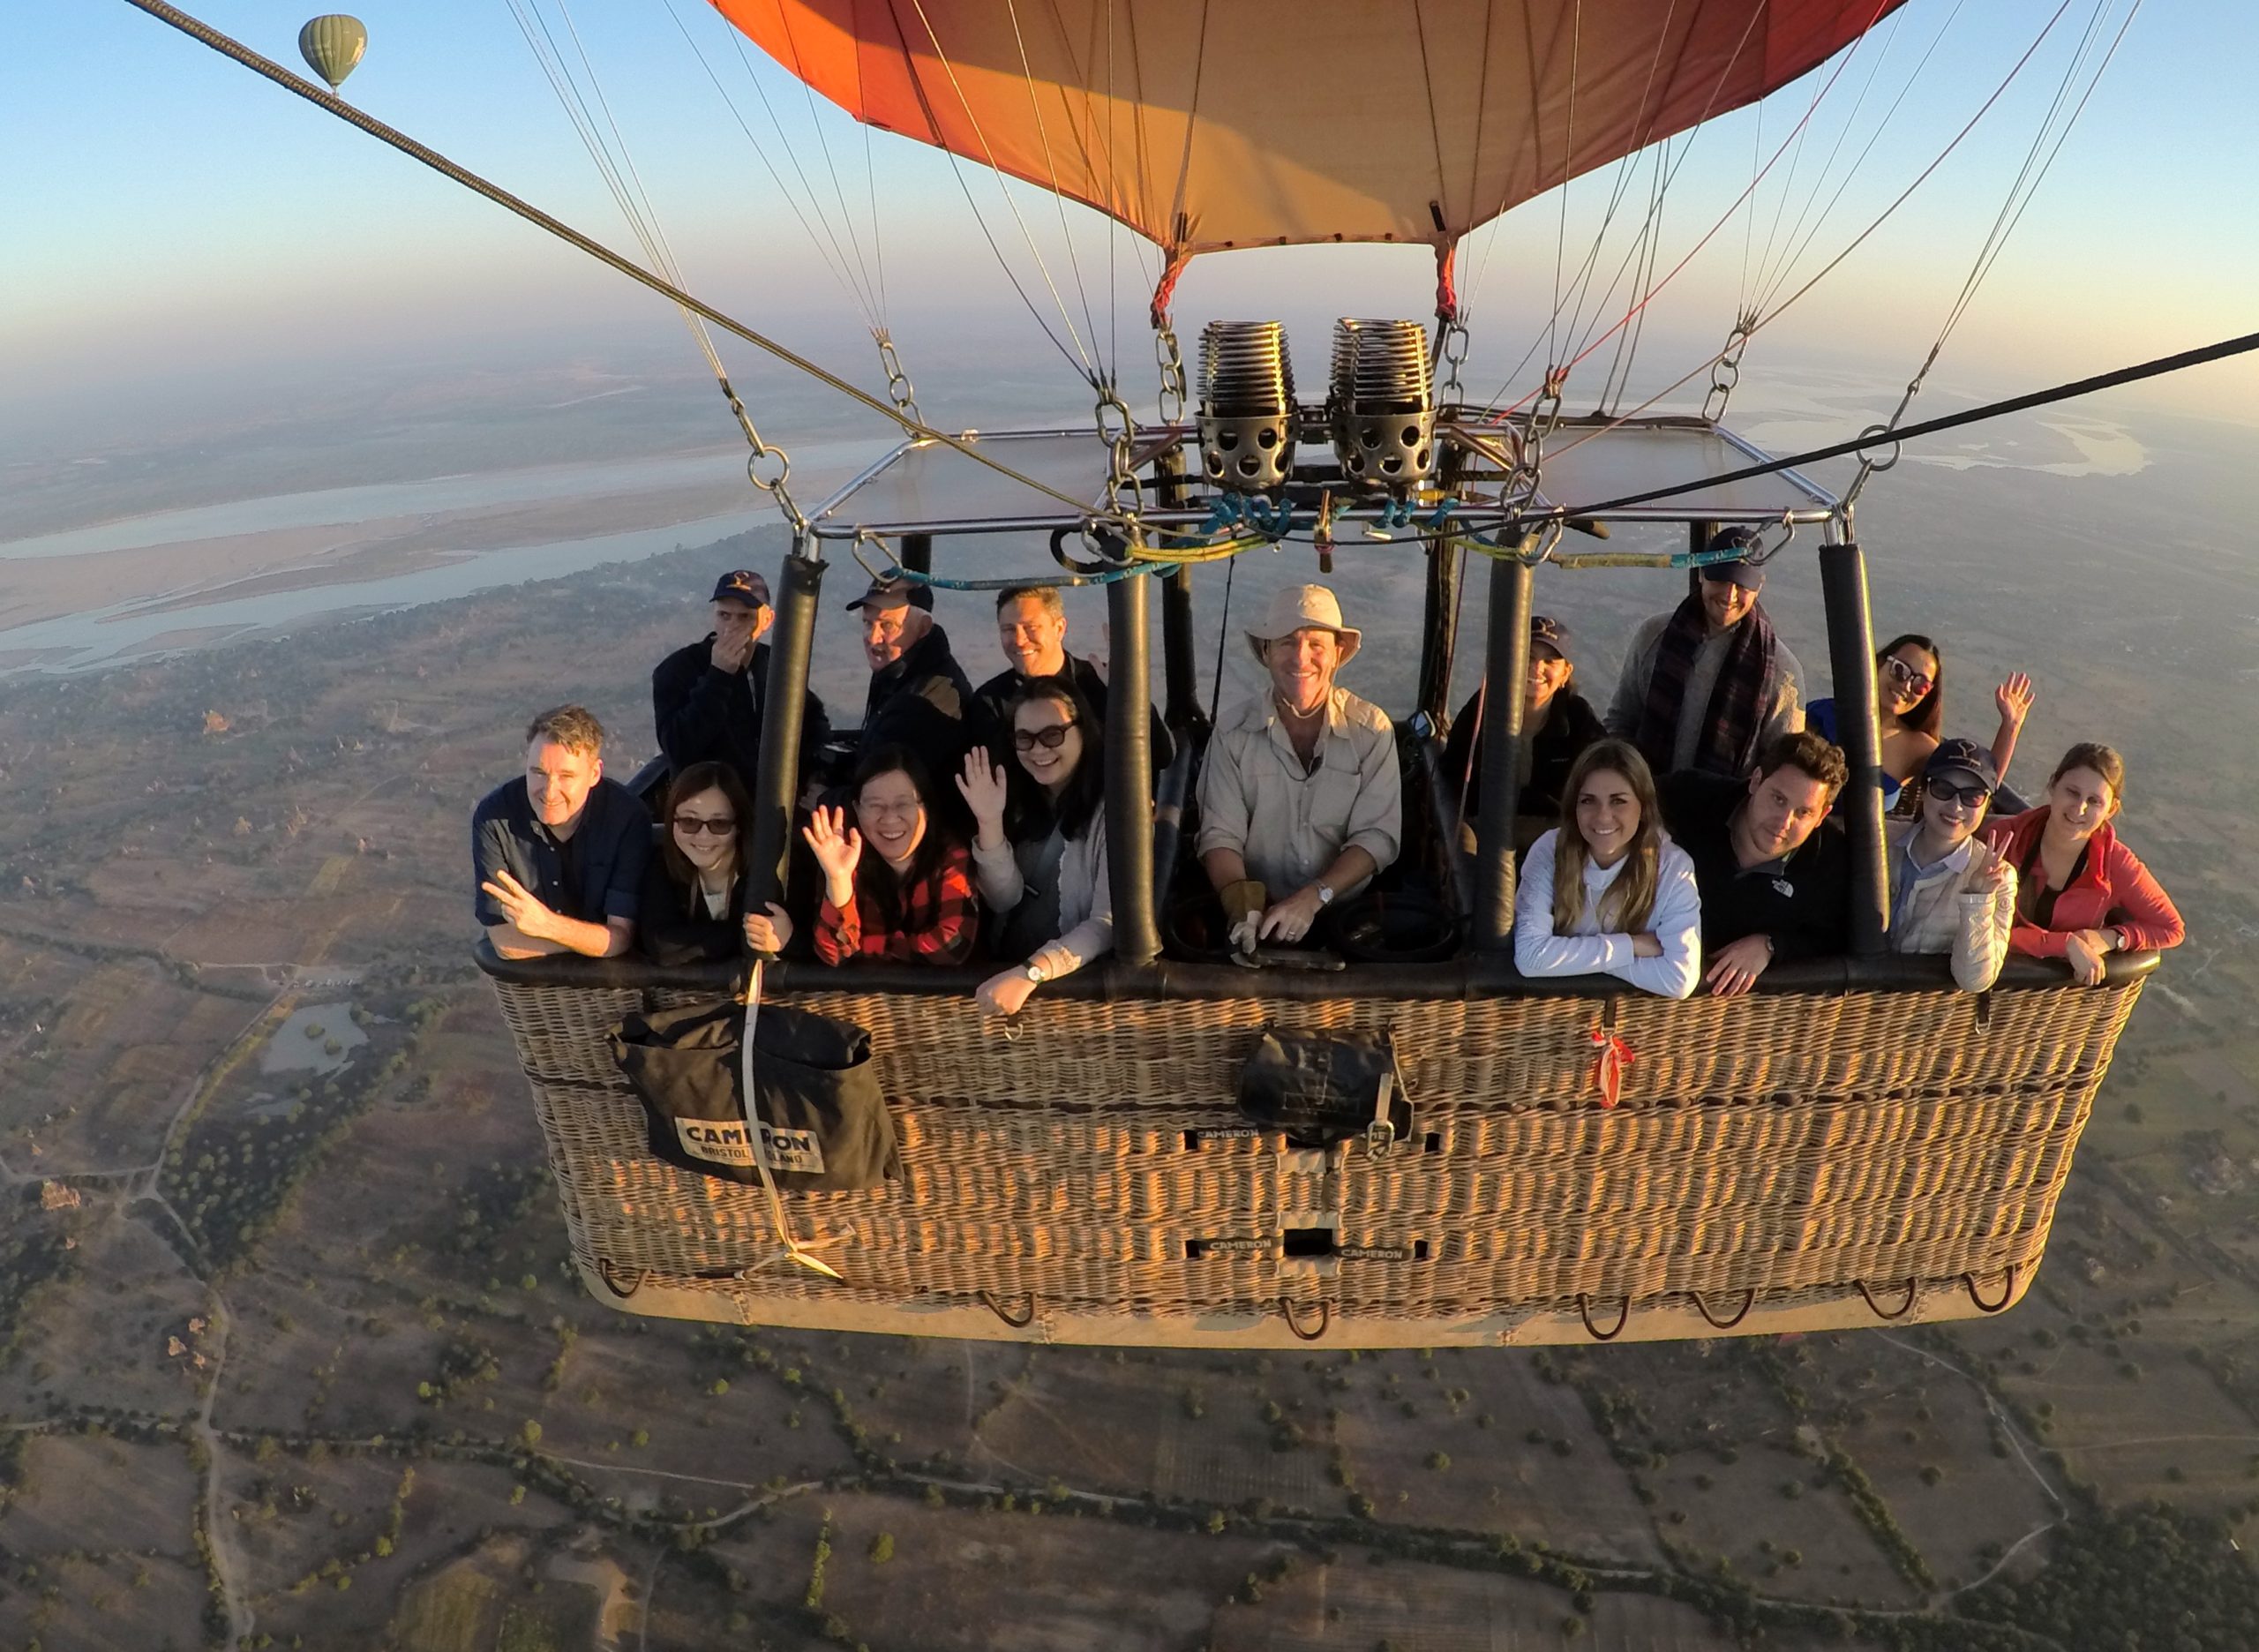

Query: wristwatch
left=1024, top=963, right=1050, bottom=984
left=1315, top=882, right=1336, bottom=906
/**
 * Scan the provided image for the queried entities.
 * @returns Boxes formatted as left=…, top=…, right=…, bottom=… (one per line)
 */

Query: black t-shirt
left=1443, top=687, right=1606, bottom=822
left=1657, top=770, right=1849, bottom=961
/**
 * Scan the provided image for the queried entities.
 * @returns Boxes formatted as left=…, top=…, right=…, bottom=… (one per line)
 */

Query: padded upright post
left=747, top=547, right=822, bottom=912
left=1107, top=571, right=1162, bottom=965
left=1820, top=540, right=1888, bottom=957
left=1472, top=552, right=1533, bottom=954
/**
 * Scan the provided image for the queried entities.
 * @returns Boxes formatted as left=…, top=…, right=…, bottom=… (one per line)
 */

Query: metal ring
left=595, top=1258, right=647, bottom=1301
left=1854, top=1278, right=1920, bottom=1321
left=1280, top=1297, right=1332, bottom=1341
left=1577, top=1292, right=1632, bottom=1342
left=1963, top=1265, right=2018, bottom=1314
left=1856, top=423, right=1903, bottom=474
left=981, top=1290, right=1038, bottom=1328
left=747, top=447, right=792, bottom=492
left=1687, top=1288, right=1756, bottom=1331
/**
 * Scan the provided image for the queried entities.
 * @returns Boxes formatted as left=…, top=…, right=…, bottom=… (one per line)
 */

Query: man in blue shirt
left=473, top=705, right=649, bottom=959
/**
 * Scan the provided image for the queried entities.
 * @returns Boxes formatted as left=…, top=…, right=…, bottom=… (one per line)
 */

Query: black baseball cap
left=1698, top=526, right=1765, bottom=589
left=1924, top=737, right=2000, bottom=793
left=844, top=577, right=934, bottom=614
left=710, top=569, right=769, bottom=607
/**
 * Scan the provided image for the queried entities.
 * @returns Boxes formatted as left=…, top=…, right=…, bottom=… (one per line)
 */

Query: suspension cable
left=901, top=0, right=1102, bottom=383
left=1555, top=328, right=2259, bottom=518
left=119, top=0, right=1114, bottom=524
left=658, top=0, right=880, bottom=326
left=1840, top=0, right=2141, bottom=508
left=509, top=0, right=807, bottom=519
left=1530, top=0, right=2090, bottom=466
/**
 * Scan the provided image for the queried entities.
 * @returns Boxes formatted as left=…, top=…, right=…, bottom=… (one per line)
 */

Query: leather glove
left=1220, top=879, right=1267, bottom=957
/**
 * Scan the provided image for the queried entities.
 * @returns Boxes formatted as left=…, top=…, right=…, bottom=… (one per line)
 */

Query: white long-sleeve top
left=1513, top=828, right=1702, bottom=999
left=969, top=818, right=1114, bottom=981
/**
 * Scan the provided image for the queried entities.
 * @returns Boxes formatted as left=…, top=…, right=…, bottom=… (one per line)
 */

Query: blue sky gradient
left=4, top=0, right=2254, bottom=441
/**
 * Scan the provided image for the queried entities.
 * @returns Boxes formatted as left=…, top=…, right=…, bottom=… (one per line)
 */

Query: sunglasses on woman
left=1012, top=722, right=1076, bottom=752
left=671, top=815, right=737, bottom=836
left=1925, top=778, right=1990, bottom=808
left=1883, top=655, right=1934, bottom=696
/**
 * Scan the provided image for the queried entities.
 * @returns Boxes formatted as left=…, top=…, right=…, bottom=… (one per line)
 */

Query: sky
left=4, top=0, right=2256, bottom=460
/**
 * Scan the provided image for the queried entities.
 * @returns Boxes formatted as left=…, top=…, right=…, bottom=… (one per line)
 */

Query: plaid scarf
left=1635, top=595, right=1778, bottom=777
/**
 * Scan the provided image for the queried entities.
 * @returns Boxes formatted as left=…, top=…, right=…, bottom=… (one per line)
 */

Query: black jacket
left=652, top=637, right=832, bottom=799
left=860, top=623, right=975, bottom=773
left=1658, top=770, right=1849, bottom=961
left=636, top=856, right=750, bottom=966
left=970, top=651, right=1175, bottom=775
left=1443, top=687, right=1606, bottom=822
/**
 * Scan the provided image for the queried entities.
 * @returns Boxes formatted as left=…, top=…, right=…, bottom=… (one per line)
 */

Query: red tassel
left=1590, top=1027, right=1635, bottom=1109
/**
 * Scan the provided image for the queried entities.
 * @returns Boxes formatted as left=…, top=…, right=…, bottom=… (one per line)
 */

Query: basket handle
left=1687, top=1288, right=1755, bottom=1331
left=595, top=1258, right=647, bottom=1301
left=981, top=1290, right=1039, bottom=1329
left=1577, top=1292, right=1632, bottom=1341
left=1963, top=1265, right=2018, bottom=1313
left=1280, top=1297, right=1332, bottom=1341
left=1855, top=1278, right=1919, bottom=1321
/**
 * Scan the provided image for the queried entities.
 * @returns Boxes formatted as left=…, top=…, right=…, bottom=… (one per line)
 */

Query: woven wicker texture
left=488, top=975, right=2142, bottom=1344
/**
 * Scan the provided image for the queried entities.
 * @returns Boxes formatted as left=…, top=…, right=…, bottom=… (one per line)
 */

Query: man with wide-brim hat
left=1197, top=583, right=1402, bottom=952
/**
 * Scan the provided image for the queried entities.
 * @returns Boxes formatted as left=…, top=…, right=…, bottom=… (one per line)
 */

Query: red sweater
left=814, top=840, right=979, bottom=966
left=1979, top=807, right=2184, bottom=960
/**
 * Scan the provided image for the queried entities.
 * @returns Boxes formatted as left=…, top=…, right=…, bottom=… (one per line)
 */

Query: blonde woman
left=1513, top=740, right=1701, bottom=998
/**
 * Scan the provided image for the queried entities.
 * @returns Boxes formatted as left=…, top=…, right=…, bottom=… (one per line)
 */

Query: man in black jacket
left=651, top=568, right=832, bottom=799
left=968, top=583, right=1173, bottom=773
left=850, top=577, right=974, bottom=770
left=1658, top=728, right=1850, bottom=996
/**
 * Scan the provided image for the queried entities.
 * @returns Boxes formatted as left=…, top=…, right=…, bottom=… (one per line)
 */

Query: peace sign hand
left=479, top=868, right=558, bottom=941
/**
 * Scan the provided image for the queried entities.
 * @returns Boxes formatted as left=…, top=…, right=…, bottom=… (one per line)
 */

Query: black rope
left=1557, top=328, right=2259, bottom=518
left=117, top=0, right=1107, bottom=522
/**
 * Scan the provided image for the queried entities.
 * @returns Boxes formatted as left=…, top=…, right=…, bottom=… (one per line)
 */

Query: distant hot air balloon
left=712, top=0, right=1908, bottom=266
left=297, top=13, right=368, bottom=92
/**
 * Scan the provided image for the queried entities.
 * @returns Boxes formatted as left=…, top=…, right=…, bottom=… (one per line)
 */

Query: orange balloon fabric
left=711, top=0, right=1905, bottom=258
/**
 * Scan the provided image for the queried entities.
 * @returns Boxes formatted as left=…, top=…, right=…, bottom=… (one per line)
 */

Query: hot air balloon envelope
left=713, top=0, right=1908, bottom=258
left=298, top=13, right=368, bottom=91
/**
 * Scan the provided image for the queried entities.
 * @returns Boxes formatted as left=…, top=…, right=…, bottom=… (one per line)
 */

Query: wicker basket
left=482, top=953, right=2144, bottom=1347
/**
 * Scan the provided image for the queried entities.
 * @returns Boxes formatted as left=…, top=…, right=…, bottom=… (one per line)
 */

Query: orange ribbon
left=1590, top=1027, right=1635, bottom=1109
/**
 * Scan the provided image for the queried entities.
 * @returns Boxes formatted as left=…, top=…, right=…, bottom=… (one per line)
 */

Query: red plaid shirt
left=814, top=840, right=979, bottom=965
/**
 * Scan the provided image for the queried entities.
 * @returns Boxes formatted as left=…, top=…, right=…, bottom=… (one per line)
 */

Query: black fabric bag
left=1235, top=1030, right=1410, bottom=1155
left=609, top=998, right=898, bottom=1191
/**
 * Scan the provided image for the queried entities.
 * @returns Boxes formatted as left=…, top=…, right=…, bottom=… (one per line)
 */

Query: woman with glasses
left=957, top=681, right=1113, bottom=1016
left=805, top=746, right=978, bottom=965
left=1805, top=634, right=2035, bottom=813
left=1882, top=739, right=2017, bottom=991
left=1981, top=742, right=2184, bottom=986
left=639, top=762, right=796, bottom=964
left=1512, top=740, right=1701, bottom=998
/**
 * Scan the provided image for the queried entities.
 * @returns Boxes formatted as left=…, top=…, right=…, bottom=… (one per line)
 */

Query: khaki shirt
left=1197, top=688, right=1401, bottom=897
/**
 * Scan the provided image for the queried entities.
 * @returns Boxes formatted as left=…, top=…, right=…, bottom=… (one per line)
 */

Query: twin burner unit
left=1197, top=318, right=1437, bottom=494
